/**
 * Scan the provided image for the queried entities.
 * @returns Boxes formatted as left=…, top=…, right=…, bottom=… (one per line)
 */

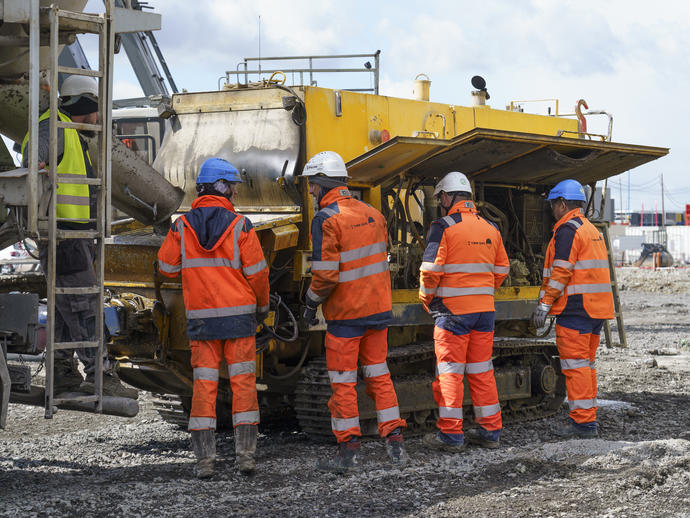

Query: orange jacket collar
left=319, top=186, right=352, bottom=208
left=192, top=195, right=236, bottom=212
left=553, top=208, right=584, bottom=232
left=447, top=199, right=478, bottom=215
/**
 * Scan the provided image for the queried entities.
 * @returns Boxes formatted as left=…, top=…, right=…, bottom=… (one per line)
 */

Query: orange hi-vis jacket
left=419, top=200, right=510, bottom=316
left=539, top=208, right=614, bottom=319
left=306, top=187, right=392, bottom=326
left=157, top=195, right=270, bottom=339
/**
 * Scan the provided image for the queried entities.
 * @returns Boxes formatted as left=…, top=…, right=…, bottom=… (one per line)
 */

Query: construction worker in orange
left=157, top=157, right=269, bottom=478
left=532, top=179, right=614, bottom=438
left=420, top=172, right=510, bottom=452
left=302, top=151, right=408, bottom=472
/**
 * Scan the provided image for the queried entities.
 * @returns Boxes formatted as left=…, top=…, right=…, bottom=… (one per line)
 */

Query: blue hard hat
left=547, top=179, right=586, bottom=202
left=196, top=157, right=242, bottom=184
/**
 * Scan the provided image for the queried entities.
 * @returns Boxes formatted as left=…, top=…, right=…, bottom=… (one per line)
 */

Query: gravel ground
left=1, top=268, right=689, bottom=518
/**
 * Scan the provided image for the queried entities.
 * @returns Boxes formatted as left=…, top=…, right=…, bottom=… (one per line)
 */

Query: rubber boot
left=235, top=424, right=257, bottom=475
left=190, top=429, right=216, bottom=479
left=385, top=428, right=410, bottom=467
left=552, top=418, right=598, bottom=439
left=317, top=438, right=361, bottom=473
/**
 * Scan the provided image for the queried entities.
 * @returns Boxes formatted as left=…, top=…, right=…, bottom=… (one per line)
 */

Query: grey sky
left=83, top=0, right=689, bottom=214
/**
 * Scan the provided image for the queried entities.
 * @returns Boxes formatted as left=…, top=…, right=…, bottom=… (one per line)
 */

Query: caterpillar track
left=294, top=340, right=565, bottom=442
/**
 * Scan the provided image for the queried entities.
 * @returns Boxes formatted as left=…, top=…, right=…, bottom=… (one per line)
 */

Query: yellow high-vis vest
left=22, top=109, right=92, bottom=221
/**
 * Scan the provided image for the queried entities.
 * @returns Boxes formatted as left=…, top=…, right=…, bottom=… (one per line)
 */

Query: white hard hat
left=302, top=151, right=349, bottom=178
left=60, top=75, right=98, bottom=102
left=433, top=171, right=472, bottom=196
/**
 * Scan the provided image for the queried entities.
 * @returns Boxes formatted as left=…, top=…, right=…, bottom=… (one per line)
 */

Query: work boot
left=235, top=424, right=258, bottom=475
left=79, top=372, right=138, bottom=400
left=317, top=438, right=361, bottom=473
left=552, top=418, right=598, bottom=439
left=191, top=429, right=216, bottom=479
left=423, top=431, right=466, bottom=453
left=385, top=428, right=409, bottom=467
left=53, top=359, right=84, bottom=395
left=466, top=427, right=501, bottom=449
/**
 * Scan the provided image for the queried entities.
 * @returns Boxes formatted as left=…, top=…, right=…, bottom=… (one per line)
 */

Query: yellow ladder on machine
left=39, top=3, right=115, bottom=418
left=594, top=222, right=627, bottom=348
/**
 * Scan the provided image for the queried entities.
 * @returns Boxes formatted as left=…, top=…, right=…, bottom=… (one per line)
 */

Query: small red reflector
left=381, top=129, right=390, bottom=142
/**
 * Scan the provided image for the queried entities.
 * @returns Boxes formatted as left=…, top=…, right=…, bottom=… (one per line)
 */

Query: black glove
left=531, top=302, right=551, bottom=329
left=302, top=304, right=318, bottom=326
left=256, top=308, right=269, bottom=324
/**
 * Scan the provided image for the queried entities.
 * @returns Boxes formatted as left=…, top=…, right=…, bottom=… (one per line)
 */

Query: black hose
left=263, top=339, right=311, bottom=380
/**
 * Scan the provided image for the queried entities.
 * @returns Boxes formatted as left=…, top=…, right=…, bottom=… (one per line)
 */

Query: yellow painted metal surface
left=302, top=86, right=579, bottom=165
left=392, top=286, right=540, bottom=304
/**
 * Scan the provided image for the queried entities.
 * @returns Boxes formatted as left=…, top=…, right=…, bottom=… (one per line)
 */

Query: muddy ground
left=1, top=268, right=689, bottom=518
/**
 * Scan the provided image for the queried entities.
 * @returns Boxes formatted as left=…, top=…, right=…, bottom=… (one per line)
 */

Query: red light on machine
left=381, top=129, right=390, bottom=143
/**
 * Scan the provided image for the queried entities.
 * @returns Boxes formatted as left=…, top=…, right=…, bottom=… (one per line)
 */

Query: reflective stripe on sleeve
left=568, top=398, right=597, bottom=410
left=188, top=417, right=216, bottom=430
left=243, top=259, right=267, bottom=276
left=376, top=406, right=400, bottom=423
left=543, top=268, right=552, bottom=278
left=419, top=285, right=437, bottom=295
left=331, top=416, right=360, bottom=431
left=233, top=410, right=260, bottom=426
left=566, top=220, right=581, bottom=229
left=257, top=304, right=269, bottom=313
left=328, top=370, right=357, bottom=384
left=186, top=304, right=256, bottom=319
left=553, top=259, right=574, bottom=270
left=158, top=260, right=181, bottom=274
left=420, top=261, right=443, bottom=272
left=229, top=361, right=256, bottom=377
left=439, top=406, right=463, bottom=419
left=320, top=207, right=338, bottom=217
left=442, top=263, right=495, bottom=273
left=362, top=362, right=390, bottom=378
left=442, top=215, right=457, bottom=227
left=437, top=362, right=465, bottom=376
left=306, top=287, right=327, bottom=304
left=465, top=360, right=494, bottom=374
left=560, top=358, right=590, bottom=370
left=566, top=283, right=612, bottom=295
left=339, top=261, right=388, bottom=282
left=548, top=279, right=565, bottom=291
left=473, top=403, right=501, bottom=418
left=574, top=259, right=609, bottom=269
left=590, top=360, right=596, bottom=369
left=193, top=367, right=219, bottom=382
left=340, top=241, right=386, bottom=262
left=494, top=265, right=510, bottom=274
left=311, top=260, right=339, bottom=271
left=435, top=286, right=495, bottom=297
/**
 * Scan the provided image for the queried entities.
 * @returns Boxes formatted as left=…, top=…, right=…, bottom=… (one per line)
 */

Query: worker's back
left=310, top=188, right=392, bottom=326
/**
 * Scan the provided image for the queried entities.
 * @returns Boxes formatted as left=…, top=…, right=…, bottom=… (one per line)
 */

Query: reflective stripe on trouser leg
left=432, top=325, right=469, bottom=435
left=325, top=329, right=362, bottom=443
left=466, top=327, right=501, bottom=430
left=224, top=336, right=260, bottom=427
left=189, top=339, right=223, bottom=430
left=359, top=327, right=405, bottom=438
left=556, top=324, right=597, bottom=424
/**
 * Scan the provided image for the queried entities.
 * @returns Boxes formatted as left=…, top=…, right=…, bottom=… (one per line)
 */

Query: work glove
left=256, top=309, right=269, bottom=324
left=302, top=303, right=319, bottom=326
left=531, top=302, right=551, bottom=329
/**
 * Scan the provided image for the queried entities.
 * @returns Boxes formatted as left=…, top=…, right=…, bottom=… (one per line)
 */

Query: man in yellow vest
left=21, top=75, right=136, bottom=398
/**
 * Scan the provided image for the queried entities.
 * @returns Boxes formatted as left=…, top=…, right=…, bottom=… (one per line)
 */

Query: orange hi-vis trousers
left=188, top=336, right=259, bottom=430
left=555, top=315, right=604, bottom=424
left=325, top=326, right=406, bottom=443
left=433, top=312, right=502, bottom=435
